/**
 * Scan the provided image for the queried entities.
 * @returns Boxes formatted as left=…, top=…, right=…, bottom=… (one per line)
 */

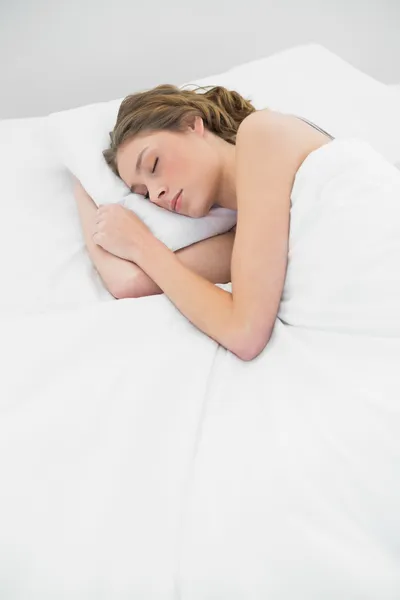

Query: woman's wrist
left=130, top=232, right=168, bottom=270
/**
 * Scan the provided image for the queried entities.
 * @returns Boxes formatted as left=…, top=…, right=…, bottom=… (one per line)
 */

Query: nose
left=149, top=185, right=168, bottom=207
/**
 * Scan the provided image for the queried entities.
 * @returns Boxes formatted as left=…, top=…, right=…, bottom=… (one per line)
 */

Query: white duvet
left=1, top=120, right=400, bottom=599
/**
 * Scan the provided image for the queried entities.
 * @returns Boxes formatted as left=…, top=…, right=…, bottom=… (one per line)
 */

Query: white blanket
left=179, top=140, right=400, bottom=599
left=1, top=126, right=400, bottom=599
left=280, top=138, right=400, bottom=336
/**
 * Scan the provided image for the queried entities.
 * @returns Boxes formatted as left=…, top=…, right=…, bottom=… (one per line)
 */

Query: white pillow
left=46, top=43, right=400, bottom=251
left=46, top=100, right=237, bottom=252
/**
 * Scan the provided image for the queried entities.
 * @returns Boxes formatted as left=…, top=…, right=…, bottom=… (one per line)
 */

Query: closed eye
left=143, top=158, right=159, bottom=199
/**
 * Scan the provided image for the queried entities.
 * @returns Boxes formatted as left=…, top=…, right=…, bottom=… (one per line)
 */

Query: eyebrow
left=130, top=146, right=149, bottom=193
left=136, top=146, right=148, bottom=173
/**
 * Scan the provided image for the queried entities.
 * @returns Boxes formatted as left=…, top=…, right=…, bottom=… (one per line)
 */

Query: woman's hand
left=93, top=204, right=153, bottom=262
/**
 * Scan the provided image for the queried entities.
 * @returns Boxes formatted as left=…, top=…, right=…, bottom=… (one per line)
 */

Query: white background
left=1, top=0, right=399, bottom=119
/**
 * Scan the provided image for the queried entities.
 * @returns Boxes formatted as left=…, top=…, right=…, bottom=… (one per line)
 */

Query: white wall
left=1, top=0, right=399, bottom=119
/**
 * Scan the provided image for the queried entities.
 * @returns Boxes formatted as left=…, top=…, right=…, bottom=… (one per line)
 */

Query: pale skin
left=88, top=109, right=331, bottom=360
left=73, top=178, right=236, bottom=299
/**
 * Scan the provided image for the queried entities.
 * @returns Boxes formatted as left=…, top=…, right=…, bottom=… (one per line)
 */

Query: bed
left=1, top=45, right=400, bottom=599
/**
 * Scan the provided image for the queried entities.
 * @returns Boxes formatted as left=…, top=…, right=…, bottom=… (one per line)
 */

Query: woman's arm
left=116, top=111, right=329, bottom=360
left=73, top=178, right=144, bottom=298
left=73, top=179, right=235, bottom=298
left=131, top=229, right=235, bottom=298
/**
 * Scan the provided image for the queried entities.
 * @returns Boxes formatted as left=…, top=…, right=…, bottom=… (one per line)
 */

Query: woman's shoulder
left=238, top=107, right=295, bottom=129
left=237, top=109, right=332, bottom=165
left=239, top=108, right=328, bottom=134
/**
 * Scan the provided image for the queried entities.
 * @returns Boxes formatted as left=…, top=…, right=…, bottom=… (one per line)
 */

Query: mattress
left=1, top=46, right=400, bottom=599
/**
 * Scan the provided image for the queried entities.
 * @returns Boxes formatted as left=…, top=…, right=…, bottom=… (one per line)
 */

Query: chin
left=184, top=194, right=213, bottom=218
left=194, top=208, right=211, bottom=219
left=199, top=197, right=214, bottom=217
left=185, top=204, right=207, bottom=219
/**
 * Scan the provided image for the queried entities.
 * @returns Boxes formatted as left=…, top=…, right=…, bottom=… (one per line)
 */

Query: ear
left=187, top=115, right=205, bottom=136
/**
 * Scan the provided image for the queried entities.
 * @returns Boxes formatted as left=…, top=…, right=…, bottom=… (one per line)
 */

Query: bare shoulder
left=234, top=109, right=333, bottom=217
left=236, top=108, right=331, bottom=171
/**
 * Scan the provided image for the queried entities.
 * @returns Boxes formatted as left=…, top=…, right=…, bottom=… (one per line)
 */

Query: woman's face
left=116, top=117, right=220, bottom=218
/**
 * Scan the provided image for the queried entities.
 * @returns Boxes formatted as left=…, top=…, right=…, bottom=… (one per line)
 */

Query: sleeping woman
left=73, top=84, right=334, bottom=360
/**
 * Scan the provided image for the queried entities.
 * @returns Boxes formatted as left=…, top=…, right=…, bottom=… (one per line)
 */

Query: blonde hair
left=103, top=84, right=256, bottom=177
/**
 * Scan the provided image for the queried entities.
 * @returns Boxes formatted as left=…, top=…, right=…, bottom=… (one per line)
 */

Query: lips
left=171, top=189, right=182, bottom=212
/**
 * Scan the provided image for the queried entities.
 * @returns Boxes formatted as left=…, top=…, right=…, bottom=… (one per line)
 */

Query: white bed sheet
left=0, top=117, right=113, bottom=315
left=1, top=84, right=400, bottom=599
